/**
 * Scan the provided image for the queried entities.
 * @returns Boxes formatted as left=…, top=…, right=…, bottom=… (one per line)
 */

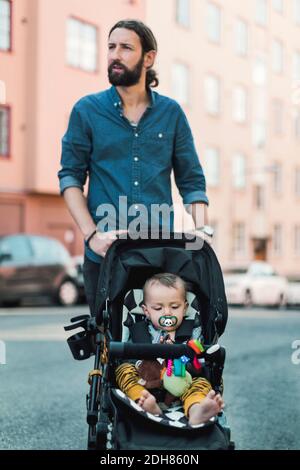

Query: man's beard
left=108, top=54, right=144, bottom=87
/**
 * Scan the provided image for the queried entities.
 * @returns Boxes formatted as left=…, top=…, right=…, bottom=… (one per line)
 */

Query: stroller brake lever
left=70, top=315, right=90, bottom=323
left=64, top=320, right=88, bottom=331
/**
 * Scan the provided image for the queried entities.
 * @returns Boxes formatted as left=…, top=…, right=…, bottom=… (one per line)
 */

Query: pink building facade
left=1, top=0, right=300, bottom=276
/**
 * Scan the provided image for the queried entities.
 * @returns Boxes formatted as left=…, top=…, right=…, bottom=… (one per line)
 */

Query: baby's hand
left=160, top=334, right=174, bottom=344
left=165, top=337, right=174, bottom=344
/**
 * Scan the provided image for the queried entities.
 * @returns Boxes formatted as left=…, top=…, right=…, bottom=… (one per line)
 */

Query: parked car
left=72, top=254, right=86, bottom=303
left=0, top=234, right=83, bottom=306
left=287, top=280, right=300, bottom=307
left=224, top=261, right=289, bottom=307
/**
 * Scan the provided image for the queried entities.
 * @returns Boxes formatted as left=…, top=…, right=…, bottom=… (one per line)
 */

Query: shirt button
left=134, top=181, right=139, bottom=186
left=114, top=102, right=118, bottom=107
left=135, top=133, right=139, bottom=137
left=158, top=133, right=163, bottom=138
left=134, top=157, right=139, bottom=162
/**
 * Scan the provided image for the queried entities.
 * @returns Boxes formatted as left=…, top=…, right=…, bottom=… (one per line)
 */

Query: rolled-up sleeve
left=58, top=101, right=92, bottom=194
left=172, top=105, right=209, bottom=206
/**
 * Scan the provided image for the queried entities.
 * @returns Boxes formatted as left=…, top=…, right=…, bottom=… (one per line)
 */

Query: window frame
left=66, top=15, right=99, bottom=74
left=175, top=0, right=190, bottom=28
left=206, top=1, right=221, bottom=44
left=172, top=61, right=190, bottom=107
left=0, top=0, right=12, bottom=53
left=0, top=104, right=11, bottom=159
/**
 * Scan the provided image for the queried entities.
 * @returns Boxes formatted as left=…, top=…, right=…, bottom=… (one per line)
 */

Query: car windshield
left=248, top=263, right=275, bottom=276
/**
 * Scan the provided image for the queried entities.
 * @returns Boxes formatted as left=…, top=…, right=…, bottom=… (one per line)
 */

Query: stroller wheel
left=96, top=422, right=108, bottom=450
left=87, top=425, right=97, bottom=450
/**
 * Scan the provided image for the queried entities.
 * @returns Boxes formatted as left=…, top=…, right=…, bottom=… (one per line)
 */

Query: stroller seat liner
left=112, top=388, right=216, bottom=430
left=122, top=289, right=202, bottom=342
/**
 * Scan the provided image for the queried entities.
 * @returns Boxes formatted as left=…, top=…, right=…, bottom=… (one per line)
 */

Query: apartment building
left=0, top=0, right=145, bottom=256
left=1, top=0, right=300, bottom=275
left=148, top=0, right=300, bottom=275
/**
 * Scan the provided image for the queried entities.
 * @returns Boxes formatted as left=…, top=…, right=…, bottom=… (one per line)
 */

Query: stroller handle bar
left=109, top=342, right=221, bottom=361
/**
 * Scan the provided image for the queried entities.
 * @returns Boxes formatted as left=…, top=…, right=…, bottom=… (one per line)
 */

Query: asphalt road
left=0, top=304, right=300, bottom=450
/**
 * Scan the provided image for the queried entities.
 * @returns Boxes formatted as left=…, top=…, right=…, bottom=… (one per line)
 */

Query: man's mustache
left=109, top=62, right=127, bottom=71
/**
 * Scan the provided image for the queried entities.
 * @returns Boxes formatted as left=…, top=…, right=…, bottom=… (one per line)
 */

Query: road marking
left=0, top=306, right=89, bottom=317
left=0, top=324, right=71, bottom=341
left=229, top=308, right=300, bottom=319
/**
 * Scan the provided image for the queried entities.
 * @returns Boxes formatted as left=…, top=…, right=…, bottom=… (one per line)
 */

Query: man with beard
left=58, top=20, right=210, bottom=316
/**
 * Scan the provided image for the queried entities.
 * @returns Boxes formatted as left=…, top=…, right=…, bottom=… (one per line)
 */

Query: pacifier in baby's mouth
left=158, top=315, right=178, bottom=329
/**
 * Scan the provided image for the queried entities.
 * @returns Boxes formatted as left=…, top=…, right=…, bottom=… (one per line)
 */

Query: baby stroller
left=64, top=232, right=234, bottom=450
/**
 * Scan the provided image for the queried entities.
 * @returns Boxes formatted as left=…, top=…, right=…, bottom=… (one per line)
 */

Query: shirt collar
left=110, top=85, right=156, bottom=110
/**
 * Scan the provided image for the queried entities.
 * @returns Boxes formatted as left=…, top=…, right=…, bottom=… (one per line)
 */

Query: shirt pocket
left=141, top=131, right=174, bottom=168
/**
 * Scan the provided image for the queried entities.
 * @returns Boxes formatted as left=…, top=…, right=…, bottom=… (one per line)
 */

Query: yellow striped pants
left=115, top=362, right=212, bottom=417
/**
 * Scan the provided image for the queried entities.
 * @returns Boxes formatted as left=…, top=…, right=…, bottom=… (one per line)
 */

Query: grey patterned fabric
left=121, top=289, right=202, bottom=342
left=112, top=388, right=216, bottom=430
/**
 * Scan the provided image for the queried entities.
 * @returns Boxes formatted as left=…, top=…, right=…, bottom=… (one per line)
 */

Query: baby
left=116, top=273, right=224, bottom=425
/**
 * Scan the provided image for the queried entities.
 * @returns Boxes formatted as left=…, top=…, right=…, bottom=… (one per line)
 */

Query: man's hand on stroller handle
left=88, top=229, right=128, bottom=257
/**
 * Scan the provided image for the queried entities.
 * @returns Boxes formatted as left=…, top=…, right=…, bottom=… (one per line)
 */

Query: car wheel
left=278, top=293, right=286, bottom=310
left=244, top=290, right=253, bottom=308
left=57, top=280, right=79, bottom=306
left=2, top=299, right=21, bottom=308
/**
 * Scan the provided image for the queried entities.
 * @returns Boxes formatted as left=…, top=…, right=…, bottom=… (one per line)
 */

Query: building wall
left=146, top=0, right=300, bottom=276
left=0, top=0, right=145, bottom=254
left=1, top=0, right=300, bottom=273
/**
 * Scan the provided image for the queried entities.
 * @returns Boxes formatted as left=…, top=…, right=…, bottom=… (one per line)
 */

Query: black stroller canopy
left=94, top=234, right=228, bottom=342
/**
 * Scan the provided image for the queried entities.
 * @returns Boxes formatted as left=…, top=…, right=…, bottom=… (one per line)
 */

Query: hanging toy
left=163, top=356, right=192, bottom=396
left=188, top=339, right=205, bottom=371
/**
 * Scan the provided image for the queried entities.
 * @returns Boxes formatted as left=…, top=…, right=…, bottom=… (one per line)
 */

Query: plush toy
left=163, top=368, right=192, bottom=396
left=135, top=359, right=164, bottom=389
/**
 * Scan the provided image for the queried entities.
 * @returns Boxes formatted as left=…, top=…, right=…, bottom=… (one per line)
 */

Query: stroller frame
left=64, top=233, right=235, bottom=450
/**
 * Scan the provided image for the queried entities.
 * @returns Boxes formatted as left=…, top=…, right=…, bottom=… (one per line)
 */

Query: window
left=295, top=168, right=300, bottom=197
left=273, top=99, right=284, bottom=134
left=273, top=0, right=283, bottom=13
left=256, top=0, right=268, bottom=26
left=252, top=120, right=266, bottom=149
left=294, top=109, right=300, bottom=139
left=235, top=19, right=248, bottom=56
left=273, top=163, right=283, bottom=194
left=232, top=153, right=246, bottom=189
left=252, top=56, right=267, bottom=85
left=233, top=86, right=247, bottom=123
left=294, top=0, right=300, bottom=24
left=0, top=0, right=11, bottom=51
left=204, top=147, right=220, bottom=187
left=272, top=39, right=284, bottom=74
left=204, top=75, right=220, bottom=115
left=66, top=17, right=98, bottom=73
left=172, top=63, right=189, bottom=106
left=0, top=105, right=9, bottom=157
left=254, top=185, right=265, bottom=210
left=0, top=235, right=32, bottom=263
left=176, top=0, right=190, bottom=27
left=30, top=236, right=70, bottom=264
left=233, top=223, right=246, bottom=255
left=292, top=51, right=300, bottom=81
left=294, top=226, right=300, bottom=255
left=273, top=224, right=282, bottom=255
left=206, top=2, right=221, bottom=44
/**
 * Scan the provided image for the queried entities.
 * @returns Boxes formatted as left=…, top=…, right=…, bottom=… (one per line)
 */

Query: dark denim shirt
left=58, top=86, right=208, bottom=262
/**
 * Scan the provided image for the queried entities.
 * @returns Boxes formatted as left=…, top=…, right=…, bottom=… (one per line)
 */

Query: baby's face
left=142, top=283, right=188, bottom=332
